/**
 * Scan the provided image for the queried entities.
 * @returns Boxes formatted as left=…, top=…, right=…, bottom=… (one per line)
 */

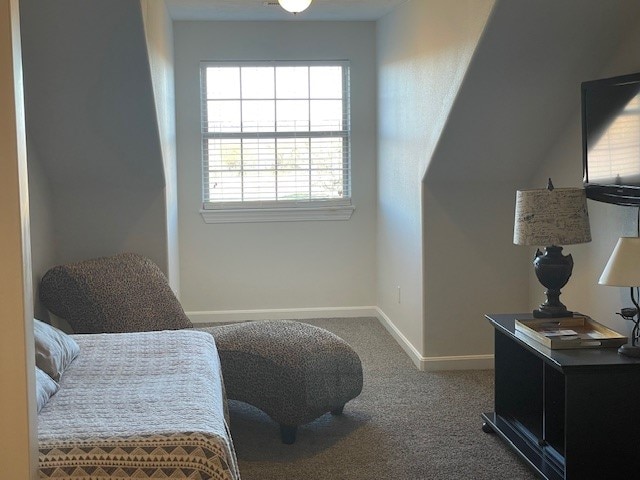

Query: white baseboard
left=187, top=305, right=494, bottom=371
left=419, top=354, right=494, bottom=371
left=374, top=307, right=494, bottom=371
left=187, top=306, right=378, bottom=324
left=374, top=307, right=425, bottom=370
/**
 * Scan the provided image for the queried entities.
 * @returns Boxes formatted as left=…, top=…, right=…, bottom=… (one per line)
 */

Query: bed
left=37, top=329, right=240, bottom=480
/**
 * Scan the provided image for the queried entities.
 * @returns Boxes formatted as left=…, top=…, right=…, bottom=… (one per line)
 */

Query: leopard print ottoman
left=208, top=320, right=363, bottom=444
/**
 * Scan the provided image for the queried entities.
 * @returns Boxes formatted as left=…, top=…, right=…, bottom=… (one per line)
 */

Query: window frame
left=199, top=60, right=354, bottom=223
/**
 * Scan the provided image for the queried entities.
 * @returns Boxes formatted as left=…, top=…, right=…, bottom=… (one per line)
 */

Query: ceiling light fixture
left=278, top=0, right=312, bottom=14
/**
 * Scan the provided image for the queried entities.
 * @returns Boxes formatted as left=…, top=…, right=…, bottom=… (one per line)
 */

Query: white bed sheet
left=38, top=329, right=239, bottom=480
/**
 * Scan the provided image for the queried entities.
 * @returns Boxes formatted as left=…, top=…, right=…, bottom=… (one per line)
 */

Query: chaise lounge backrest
left=39, top=252, right=193, bottom=334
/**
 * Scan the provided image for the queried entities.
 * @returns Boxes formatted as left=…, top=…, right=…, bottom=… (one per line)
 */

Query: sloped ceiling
left=20, top=0, right=164, bottom=190
left=424, top=0, right=640, bottom=186
left=166, top=0, right=407, bottom=21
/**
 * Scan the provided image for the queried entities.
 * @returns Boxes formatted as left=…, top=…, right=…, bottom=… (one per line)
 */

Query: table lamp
left=599, top=237, right=640, bottom=357
left=514, top=179, right=591, bottom=318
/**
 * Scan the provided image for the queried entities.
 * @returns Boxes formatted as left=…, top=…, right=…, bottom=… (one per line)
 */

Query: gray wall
left=26, top=148, right=56, bottom=322
left=20, top=0, right=171, bottom=308
left=141, top=0, right=180, bottom=293
left=424, top=0, right=640, bottom=360
left=18, top=0, right=640, bottom=372
left=532, top=17, right=640, bottom=337
left=174, top=21, right=377, bottom=319
left=376, top=0, right=640, bottom=368
left=376, top=0, right=494, bottom=365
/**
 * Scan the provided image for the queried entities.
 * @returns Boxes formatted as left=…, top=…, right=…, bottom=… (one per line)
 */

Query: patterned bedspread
left=38, top=330, right=239, bottom=480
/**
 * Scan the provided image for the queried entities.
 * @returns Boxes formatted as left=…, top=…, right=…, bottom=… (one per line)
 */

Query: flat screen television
left=582, top=72, right=640, bottom=206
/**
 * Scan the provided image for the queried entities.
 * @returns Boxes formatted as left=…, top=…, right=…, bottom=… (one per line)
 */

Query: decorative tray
left=515, top=316, right=627, bottom=350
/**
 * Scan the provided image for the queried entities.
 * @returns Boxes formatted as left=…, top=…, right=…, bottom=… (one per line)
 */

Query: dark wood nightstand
left=483, top=313, right=640, bottom=480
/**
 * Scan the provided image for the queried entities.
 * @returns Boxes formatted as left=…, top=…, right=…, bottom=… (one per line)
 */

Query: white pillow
left=35, top=366, right=59, bottom=413
left=34, top=319, right=80, bottom=381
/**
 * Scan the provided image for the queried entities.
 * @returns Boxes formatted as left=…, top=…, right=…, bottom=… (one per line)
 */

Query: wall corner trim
left=375, top=307, right=494, bottom=371
left=419, top=353, right=495, bottom=371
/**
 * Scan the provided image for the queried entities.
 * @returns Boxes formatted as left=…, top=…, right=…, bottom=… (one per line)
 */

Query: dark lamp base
left=532, top=246, right=575, bottom=320
left=618, top=344, right=640, bottom=357
left=533, top=307, right=573, bottom=319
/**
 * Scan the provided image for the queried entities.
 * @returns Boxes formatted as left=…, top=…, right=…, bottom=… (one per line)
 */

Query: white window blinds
left=588, top=94, right=640, bottom=182
left=200, top=61, right=351, bottom=210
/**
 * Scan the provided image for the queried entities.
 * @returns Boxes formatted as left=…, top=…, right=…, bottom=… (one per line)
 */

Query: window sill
left=200, top=203, right=355, bottom=224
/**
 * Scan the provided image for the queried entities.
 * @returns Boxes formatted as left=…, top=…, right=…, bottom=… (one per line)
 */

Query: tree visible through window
left=200, top=61, right=351, bottom=209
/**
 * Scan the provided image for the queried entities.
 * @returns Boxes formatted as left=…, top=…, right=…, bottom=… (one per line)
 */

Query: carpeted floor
left=198, top=318, right=536, bottom=480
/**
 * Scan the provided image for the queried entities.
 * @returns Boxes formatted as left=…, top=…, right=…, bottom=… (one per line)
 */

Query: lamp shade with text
left=514, top=179, right=591, bottom=318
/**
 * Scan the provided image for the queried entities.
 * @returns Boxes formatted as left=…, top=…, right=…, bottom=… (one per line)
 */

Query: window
left=200, top=61, right=354, bottom=223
